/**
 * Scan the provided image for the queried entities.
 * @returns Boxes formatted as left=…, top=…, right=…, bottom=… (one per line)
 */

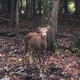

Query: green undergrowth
left=68, top=39, right=80, bottom=57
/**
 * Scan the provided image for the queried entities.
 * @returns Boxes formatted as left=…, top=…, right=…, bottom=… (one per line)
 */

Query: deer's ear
left=38, top=27, right=40, bottom=29
left=47, top=26, right=50, bottom=29
left=38, top=27, right=40, bottom=30
left=38, top=27, right=41, bottom=32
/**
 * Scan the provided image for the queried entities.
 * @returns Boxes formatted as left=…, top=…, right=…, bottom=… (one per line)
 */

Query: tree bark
left=26, top=0, right=32, bottom=18
left=33, top=0, right=36, bottom=15
left=64, top=0, right=68, bottom=14
left=42, top=0, right=48, bottom=26
left=38, top=0, right=41, bottom=14
left=48, top=0, right=60, bottom=52
left=10, top=0, right=15, bottom=27
left=75, top=0, right=80, bottom=16
left=15, top=0, right=20, bottom=38
left=7, top=0, right=11, bottom=13
left=20, top=0, right=22, bottom=13
left=2, top=0, right=5, bottom=13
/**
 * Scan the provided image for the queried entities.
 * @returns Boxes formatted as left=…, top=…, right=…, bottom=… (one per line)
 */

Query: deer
left=24, top=26, right=50, bottom=63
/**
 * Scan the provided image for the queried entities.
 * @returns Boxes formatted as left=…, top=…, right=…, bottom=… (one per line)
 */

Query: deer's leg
left=24, top=41, right=29, bottom=53
left=37, top=50, right=41, bottom=63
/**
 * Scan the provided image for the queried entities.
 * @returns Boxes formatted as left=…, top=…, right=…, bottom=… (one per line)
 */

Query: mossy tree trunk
left=48, top=0, right=60, bottom=53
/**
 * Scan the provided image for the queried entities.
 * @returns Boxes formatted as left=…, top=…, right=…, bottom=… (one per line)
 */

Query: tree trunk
left=7, top=0, right=11, bottom=13
left=48, top=0, right=60, bottom=52
left=64, top=0, right=68, bottom=14
left=38, top=0, right=41, bottom=14
left=10, top=0, right=15, bottom=27
left=26, top=0, right=32, bottom=18
left=15, top=0, right=20, bottom=38
left=33, top=0, right=36, bottom=15
left=2, top=0, right=5, bottom=13
left=20, top=0, right=22, bottom=13
left=42, top=0, right=48, bottom=26
left=75, top=0, right=80, bottom=16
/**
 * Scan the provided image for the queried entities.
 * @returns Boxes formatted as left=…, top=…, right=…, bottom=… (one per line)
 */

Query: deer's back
left=24, top=32, right=38, bottom=43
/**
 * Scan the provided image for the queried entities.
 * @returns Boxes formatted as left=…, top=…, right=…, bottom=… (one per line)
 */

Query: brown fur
left=28, top=34, right=47, bottom=53
left=24, top=32, right=39, bottom=52
left=24, top=32, right=47, bottom=53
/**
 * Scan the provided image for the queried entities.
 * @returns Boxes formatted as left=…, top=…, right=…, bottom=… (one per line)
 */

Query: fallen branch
left=0, top=17, right=9, bottom=22
left=57, top=33, right=73, bottom=38
left=0, top=13, right=9, bottom=17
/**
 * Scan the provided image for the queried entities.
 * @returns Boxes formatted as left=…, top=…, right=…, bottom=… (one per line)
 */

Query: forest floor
left=0, top=15, right=80, bottom=80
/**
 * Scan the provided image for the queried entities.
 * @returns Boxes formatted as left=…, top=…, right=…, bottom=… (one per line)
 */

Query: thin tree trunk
left=10, top=0, right=15, bottom=27
left=42, top=0, right=47, bottom=26
left=20, top=0, right=22, bottom=13
left=75, top=0, right=80, bottom=16
left=7, top=0, right=11, bottom=13
left=2, top=0, right=5, bottom=13
left=26, top=0, right=29, bottom=14
left=38, top=0, right=41, bottom=14
left=64, top=0, right=68, bottom=14
left=33, top=0, right=36, bottom=15
left=26, top=0, right=32, bottom=18
left=15, top=0, right=20, bottom=38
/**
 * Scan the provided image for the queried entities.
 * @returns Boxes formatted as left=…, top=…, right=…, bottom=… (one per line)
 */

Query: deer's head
left=38, top=26, right=50, bottom=39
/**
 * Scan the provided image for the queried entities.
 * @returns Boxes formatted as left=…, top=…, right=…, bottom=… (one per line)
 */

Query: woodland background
left=0, top=0, right=80, bottom=80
